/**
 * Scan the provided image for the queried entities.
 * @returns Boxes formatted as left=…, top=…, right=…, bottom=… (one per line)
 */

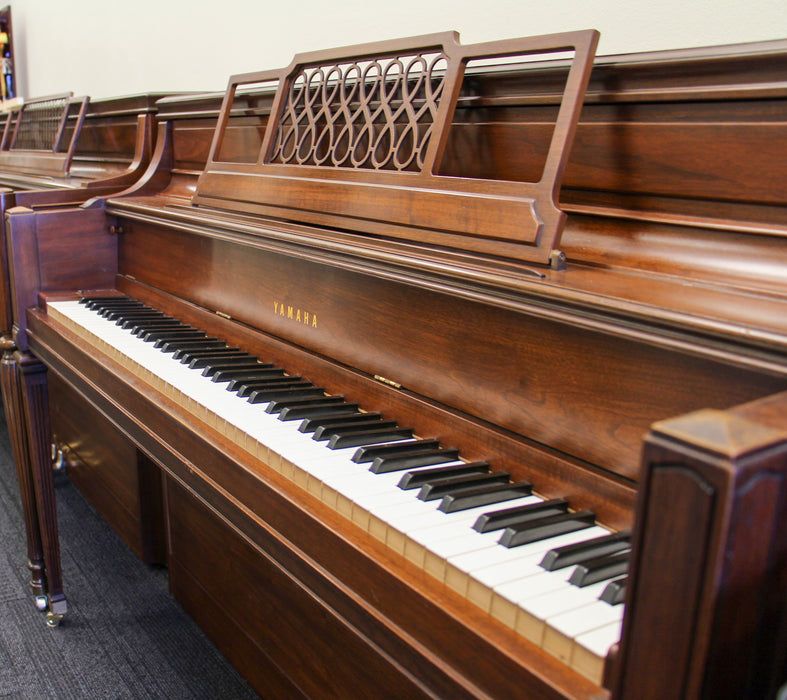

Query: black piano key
left=328, top=427, right=414, bottom=450
left=538, top=530, right=632, bottom=571
left=438, top=481, right=533, bottom=513
left=176, top=347, right=240, bottom=363
left=313, top=418, right=398, bottom=442
left=187, top=352, right=251, bottom=369
left=397, top=461, right=485, bottom=489
left=212, top=366, right=279, bottom=384
left=417, top=471, right=510, bottom=501
left=354, top=438, right=440, bottom=465
left=158, top=337, right=224, bottom=352
left=108, top=310, right=166, bottom=323
left=137, top=325, right=197, bottom=340
left=158, top=338, right=225, bottom=353
left=298, top=412, right=378, bottom=434
left=499, top=510, right=596, bottom=548
left=599, top=577, right=627, bottom=606
left=94, top=302, right=145, bottom=315
left=200, top=358, right=261, bottom=377
left=132, top=324, right=191, bottom=337
left=91, top=299, right=145, bottom=312
left=121, top=316, right=176, bottom=330
left=472, top=498, right=569, bottom=533
left=371, top=450, right=464, bottom=475
left=269, top=397, right=352, bottom=417
left=81, top=296, right=134, bottom=308
left=146, top=331, right=209, bottom=346
left=247, top=386, right=326, bottom=404
left=114, top=309, right=167, bottom=321
left=568, top=550, right=630, bottom=588
left=234, top=377, right=307, bottom=397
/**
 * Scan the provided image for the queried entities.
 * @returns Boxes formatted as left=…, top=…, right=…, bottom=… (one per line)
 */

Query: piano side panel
left=614, top=399, right=787, bottom=699
left=0, top=188, right=17, bottom=334
left=116, top=222, right=786, bottom=487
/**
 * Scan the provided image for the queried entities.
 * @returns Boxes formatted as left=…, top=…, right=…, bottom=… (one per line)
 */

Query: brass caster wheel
left=34, top=595, right=48, bottom=612
left=45, top=611, right=64, bottom=627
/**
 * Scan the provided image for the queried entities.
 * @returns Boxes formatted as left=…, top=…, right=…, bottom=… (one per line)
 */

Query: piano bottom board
left=166, top=475, right=450, bottom=699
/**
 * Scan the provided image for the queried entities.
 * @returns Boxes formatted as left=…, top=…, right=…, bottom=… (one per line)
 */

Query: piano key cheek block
left=2, top=28, right=787, bottom=700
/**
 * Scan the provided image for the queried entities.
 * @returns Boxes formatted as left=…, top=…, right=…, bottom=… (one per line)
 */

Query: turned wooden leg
left=0, top=340, right=47, bottom=608
left=17, top=350, right=67, bottom=625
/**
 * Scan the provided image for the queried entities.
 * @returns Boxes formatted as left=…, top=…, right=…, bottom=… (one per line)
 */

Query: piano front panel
left=167, top=476, right=467, bottom=699
left=115, top=220, right=786, bottom=492
left=48, top=372, right=165, bottom=564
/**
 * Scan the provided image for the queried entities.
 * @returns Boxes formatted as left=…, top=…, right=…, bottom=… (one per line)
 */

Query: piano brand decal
left=273, top=301, right=318, bottom=328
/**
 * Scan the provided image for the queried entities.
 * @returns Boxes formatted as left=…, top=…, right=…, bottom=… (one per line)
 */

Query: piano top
left=0, top=92, right=171, bottom=191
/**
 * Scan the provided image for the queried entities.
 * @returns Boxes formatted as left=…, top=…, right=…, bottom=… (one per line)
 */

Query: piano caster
left=45, top=611, right=64, bottom=627
left=42, top=596, right=67, bottom=627
left=34, top=594, right=48, bottom=612
left=51, top=443, right=67, bottom=474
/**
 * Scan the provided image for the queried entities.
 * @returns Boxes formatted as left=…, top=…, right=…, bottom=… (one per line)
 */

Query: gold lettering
left=272, top=301, right=318, bottom=329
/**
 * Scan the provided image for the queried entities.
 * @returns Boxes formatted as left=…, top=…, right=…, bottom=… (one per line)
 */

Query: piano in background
left=4, top=31, right=786, bottom=698
left=0, top=91, right=166, bottom=617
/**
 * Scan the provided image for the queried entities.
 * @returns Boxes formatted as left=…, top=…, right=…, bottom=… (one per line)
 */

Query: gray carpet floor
left=0, top=408, right=259, bottom=699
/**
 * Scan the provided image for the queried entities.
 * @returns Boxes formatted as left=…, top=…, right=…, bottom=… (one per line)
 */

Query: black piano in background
left=4, top=30, right=787, bottom=699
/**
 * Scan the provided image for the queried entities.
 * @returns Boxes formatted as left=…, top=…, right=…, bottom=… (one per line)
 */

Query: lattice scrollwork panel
left=268, top=52, right=449, bottom=172
left=11, top=95, right=70, bottom=151
left=197, top=30, right=600, bottom=267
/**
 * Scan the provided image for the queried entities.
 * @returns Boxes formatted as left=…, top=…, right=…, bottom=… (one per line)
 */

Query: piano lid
left=193, top=30, right=599, bottom=268
left=0, top=92, right=89, bottom=177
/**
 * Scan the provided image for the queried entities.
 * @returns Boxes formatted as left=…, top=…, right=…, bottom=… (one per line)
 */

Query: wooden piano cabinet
left=49, top=372, right=166, bottom=564
left=166, top=476, right=441, bottom=699
left=613, top=392, right=787, bottom=700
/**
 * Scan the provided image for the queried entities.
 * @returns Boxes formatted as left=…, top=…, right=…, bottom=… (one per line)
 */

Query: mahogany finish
left=0, top=93, right=165, bottom=604
left=3, top=33, right=787, bottom=698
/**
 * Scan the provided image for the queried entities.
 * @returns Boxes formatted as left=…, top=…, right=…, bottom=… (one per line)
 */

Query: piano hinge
left=215, top=310, right=232, bottom=320
left=374, top=374, right=402, bottom=390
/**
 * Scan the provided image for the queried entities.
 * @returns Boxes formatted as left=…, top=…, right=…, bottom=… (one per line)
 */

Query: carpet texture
left=0, top=408, right=259, bottom=699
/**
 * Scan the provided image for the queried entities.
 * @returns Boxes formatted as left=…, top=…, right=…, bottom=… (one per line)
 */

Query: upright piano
left=4, top=31, right=786, bottom=699
left=0, top=91, right=164, bottom=616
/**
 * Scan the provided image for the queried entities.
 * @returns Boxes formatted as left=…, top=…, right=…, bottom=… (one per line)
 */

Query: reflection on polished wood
left=4, top=31, right=787, bottom=699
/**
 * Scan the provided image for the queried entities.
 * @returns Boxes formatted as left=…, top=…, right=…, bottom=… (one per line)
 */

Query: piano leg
left=15, top=351, right=67, bottom=625
left=1, top=342, right=47, bottom=610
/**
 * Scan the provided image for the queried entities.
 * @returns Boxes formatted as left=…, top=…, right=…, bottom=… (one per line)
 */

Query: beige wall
left=7, top=0, right=787, bottom=99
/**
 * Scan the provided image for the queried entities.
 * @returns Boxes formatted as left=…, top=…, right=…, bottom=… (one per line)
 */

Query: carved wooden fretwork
left=194, top=30, right=598, bottom=267
left=0, top=92, right=88, bottom=175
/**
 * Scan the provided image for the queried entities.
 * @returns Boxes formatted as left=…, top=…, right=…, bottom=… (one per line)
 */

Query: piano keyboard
left=47, top=296, right=627, bottom=685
